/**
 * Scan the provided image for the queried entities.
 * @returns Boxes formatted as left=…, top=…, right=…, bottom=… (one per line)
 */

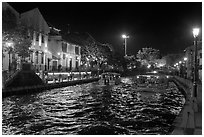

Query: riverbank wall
left=3, top=77, right=100, bottom=98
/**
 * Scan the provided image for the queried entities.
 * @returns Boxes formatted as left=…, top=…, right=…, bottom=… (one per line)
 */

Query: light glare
left=122, top=34, right=127, bottom=38
left=193, top=28, right=199, bottom=38
left=122, top=34, right=129, bottom=39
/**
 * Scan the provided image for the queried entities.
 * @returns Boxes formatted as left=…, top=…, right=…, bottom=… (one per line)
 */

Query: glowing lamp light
left=153, top=71, right=157, bottom=74
left=147, top=64, right=151, bottom=68
left=193, top=28, right=199, bottom=38
left=57, top=52, right=60, bottom=55
left=122, top=34, right=129, bottom=39
left=44, top=49, right=48, bottom=53
left=7, top=42, right=13, bottom=47
left=179, top=61, right=182, bottom=64
left=184, top=57, right=187, bottom=61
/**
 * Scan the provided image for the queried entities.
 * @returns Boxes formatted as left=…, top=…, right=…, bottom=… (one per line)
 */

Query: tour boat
left=99, top=72, right=121, bottom=86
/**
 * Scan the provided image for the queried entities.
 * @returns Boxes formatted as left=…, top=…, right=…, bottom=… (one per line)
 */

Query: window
left=68, top=44, right=74, bottom=53
left=36, top=32, right=39, bottom=41
left=41, top=53, right=44, bottom=64
left=35, top=52, right=38, bottom=64
left=76, top=60, right=79, bottom=69
left=62, top=43, right=67, bottom=52
left=41, top=35, right=44, bottom=43
left=75, top=46, right=79, bottom=55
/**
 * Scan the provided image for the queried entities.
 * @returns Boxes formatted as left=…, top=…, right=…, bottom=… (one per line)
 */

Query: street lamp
left=183, top=57, right=188, bottom=78
left=192, top=28, right=199, bottom=98
left=178, top=61, right=182, bottom=77
left=122, top=34, right=129, bottom=57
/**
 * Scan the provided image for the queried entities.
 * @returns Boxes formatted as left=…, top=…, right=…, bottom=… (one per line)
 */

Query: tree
left=2, top=7, right=32, bottom=62
left=162, top=53, right=184, bottom=66
left=137, top=47, right=160, bottom=66
left=63, top=32, right=114, bottom=72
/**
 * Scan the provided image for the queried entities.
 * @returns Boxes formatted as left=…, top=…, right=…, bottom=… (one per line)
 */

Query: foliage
left=162, top=53, right=184, bottom=66
left=136, top=47, right=160, bottom=66
left=125, top=55, right=141, bottom=69
left=63, top=32, right=115, bottom=71
left=2, top=7, right=32, bottom=61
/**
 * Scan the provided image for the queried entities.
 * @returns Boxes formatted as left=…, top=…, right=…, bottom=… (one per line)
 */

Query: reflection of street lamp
left=6, top=42, right=13, bottom=72
left=192, top=28, right=199, bottom=98
left=122, top=34, right=129, bottom=57
left=66, top=54, right=69, bottom=71
left=44, top=49, right=48, bottom=71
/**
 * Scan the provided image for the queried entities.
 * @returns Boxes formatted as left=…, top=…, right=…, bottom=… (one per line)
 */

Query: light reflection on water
left=2, top=77, right=185, bottom=135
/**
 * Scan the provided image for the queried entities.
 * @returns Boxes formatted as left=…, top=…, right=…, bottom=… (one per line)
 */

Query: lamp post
left=122, top=34, right=129, bottom=57
left=184, top=57, right=188, bottom=78
left=179, top=61, right=182, bottom=77
left=192, top=28, right=199, bottom=98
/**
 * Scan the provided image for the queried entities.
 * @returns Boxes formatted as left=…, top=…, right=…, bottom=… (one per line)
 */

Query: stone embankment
left=3, top=63, right=100, bottom=98
left=3, top=77, right=100, bottom=98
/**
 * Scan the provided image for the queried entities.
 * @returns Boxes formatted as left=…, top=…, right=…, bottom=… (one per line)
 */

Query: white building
left=2, top=3, right=81, bottom=73
left=48, top=27, right=81, bottom=71
left=20, top=8, right=50, bottom=72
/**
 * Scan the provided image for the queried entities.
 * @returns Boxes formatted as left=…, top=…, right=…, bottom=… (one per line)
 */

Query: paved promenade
left=172, top=76, right=202, bottom=135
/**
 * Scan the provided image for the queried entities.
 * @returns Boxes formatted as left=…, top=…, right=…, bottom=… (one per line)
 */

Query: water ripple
left=2, top=77, right=185, bottom=135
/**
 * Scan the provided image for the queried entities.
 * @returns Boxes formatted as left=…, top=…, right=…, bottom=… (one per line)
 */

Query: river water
left=2, top=77, right=185, bottom=135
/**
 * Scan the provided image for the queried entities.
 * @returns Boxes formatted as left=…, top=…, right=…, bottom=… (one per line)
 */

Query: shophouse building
left=184, top=41, right=202, bottom=82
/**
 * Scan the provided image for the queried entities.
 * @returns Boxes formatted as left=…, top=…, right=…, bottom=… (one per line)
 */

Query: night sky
left=8, top=2, right=202, bottom=56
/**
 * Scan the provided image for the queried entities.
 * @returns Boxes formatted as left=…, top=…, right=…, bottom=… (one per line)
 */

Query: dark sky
left=8, top=2, right=202, bottom=56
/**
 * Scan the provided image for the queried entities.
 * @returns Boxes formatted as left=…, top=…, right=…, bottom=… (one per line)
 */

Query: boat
left=99, top=72, right=121, bottom=86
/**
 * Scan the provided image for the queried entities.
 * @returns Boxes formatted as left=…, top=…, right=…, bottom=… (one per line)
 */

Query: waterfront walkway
left=172, top=76, right=202, bottom=135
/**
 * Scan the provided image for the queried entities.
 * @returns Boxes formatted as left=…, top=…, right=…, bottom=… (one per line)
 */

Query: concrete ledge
left=3, top=77, right=100, bottom=98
